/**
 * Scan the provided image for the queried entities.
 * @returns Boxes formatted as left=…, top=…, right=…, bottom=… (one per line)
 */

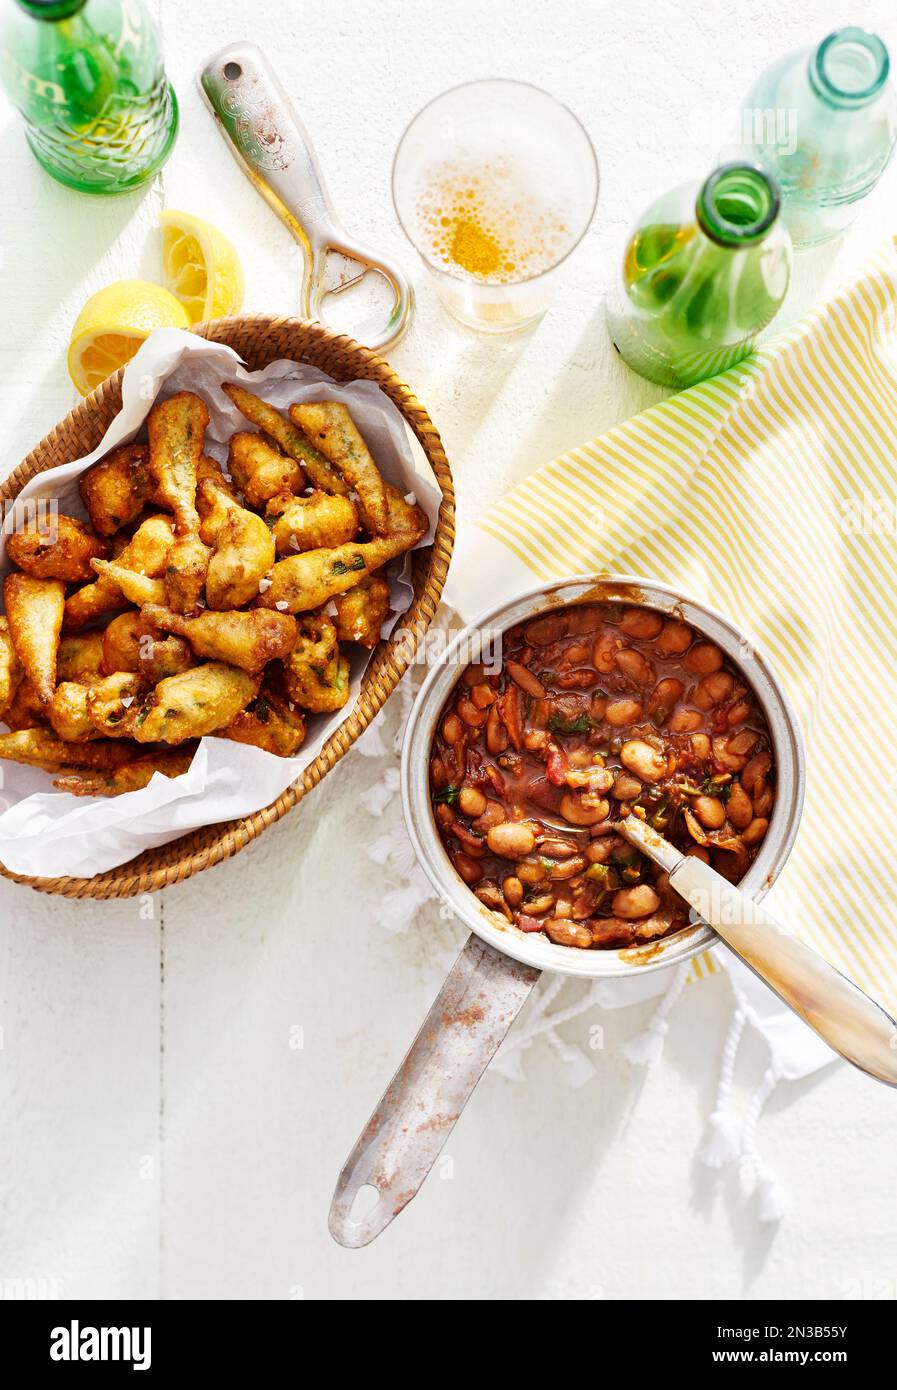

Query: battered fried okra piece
left=46, top=681, right=101, bottom=742
left=257, top=546, right=373, bottom=614
left=196, top=453, right=239, bottom=500
left=54, top=749, right=196, bottom=798
left=79, top=442, right=156, bottom=536
left=289, top=401, right=388, bottom=534
left=64, top=514, right=175, bottom=629
left=89, top=558, right=167, bottom=607
left=140, top=604, right=297, bottom=677
left=57, top=631, right=105, bottom=684
left=2, top=677, right=46, bottom=731
left=227, top=431, right=305, bottom=512
left=270, top=491, right=359, bottom=555
left=147, top=391, right=209, bottom=534
left=261, top=481, right=425, bottom=616
left=6, top=513, right=109, bottom=581
left=0, top=727, right=137, bottom=771
left=381, top=482, right=430, bottom=544
left=86, top=672, right=149, bottom=738
left=221, top=685, right=307, bottom=758
left=164, top=531, right=211, bottom=613
left=222, top=384, right=347, bottom=495
left=0, top=616, right=23, bottom=717
left=197, top=477, right=275, bottom=610
left=283, top=615, right=350, bottom=714
left=3, top=573, right=65, bottom=703
left=129, top=662, right=259, bottom=744
left=333, top=571, right=391, bottom=648
left=101, top=612, right=194, bottom=682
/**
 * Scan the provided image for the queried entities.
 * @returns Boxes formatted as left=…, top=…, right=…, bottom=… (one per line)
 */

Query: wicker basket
left=0, top=316, right=455, bottom=900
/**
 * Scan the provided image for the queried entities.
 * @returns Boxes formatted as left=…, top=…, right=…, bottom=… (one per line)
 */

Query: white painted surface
left=1, top=0, right=896, bottom=1301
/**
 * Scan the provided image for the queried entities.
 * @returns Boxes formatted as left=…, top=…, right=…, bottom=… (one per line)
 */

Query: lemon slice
left=160, top=209, right=245, bottom=324
left=68, top=280, right=190, bottom=395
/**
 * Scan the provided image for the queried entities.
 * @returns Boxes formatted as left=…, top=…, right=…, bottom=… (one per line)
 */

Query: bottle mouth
left=696, top=164, right=781, bottom=248
left=15, top=0, right=88, bottom=17
left=810, top=27, right=890, bottom=108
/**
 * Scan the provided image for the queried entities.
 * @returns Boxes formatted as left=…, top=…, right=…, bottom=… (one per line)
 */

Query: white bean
left=612, top=885, right=661, bottom=919
left=620, top=739, right=667, bottom=782
left=486, top=822, right=536, bottom=858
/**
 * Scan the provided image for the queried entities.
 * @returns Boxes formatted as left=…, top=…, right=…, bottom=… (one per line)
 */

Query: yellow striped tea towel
left=445, top=238, right=897, bottom=1029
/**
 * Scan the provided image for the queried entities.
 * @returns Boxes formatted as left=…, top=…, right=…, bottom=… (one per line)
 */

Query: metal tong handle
left=329, top=936, right=539, bottom=1248
left=198, top=42, right=412, bottom=350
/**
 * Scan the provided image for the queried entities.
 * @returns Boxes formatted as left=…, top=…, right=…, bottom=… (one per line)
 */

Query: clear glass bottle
left=1, top=0, right=178, bottom=194
left=741, top=26, right=897, bottom=248
left=606, top=163, right=792, bottom=389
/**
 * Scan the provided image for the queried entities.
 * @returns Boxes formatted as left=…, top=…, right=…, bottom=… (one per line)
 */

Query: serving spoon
left=617, top=814, right=897, bottom=1085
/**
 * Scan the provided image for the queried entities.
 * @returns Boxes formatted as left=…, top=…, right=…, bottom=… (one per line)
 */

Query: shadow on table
left=1, top=108, right=159, bottom=464
left=682, top=1010, right=838, bottom=1292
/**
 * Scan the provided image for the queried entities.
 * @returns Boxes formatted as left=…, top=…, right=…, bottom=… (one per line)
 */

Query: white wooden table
left=2, top=0, right=896, bottom=1301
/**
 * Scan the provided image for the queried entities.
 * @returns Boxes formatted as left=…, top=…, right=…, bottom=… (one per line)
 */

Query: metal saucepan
left=329, top=575, right=806, bottom=1246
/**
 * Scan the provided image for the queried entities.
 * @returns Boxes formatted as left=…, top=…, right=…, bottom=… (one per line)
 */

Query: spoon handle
left=670, top=855, right=897, bottom=1086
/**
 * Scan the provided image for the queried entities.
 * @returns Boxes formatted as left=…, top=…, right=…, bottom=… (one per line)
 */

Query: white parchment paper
left=0, top=328, right=441, bottom=878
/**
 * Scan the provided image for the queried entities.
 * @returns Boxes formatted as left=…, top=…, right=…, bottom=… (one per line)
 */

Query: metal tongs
left=199, top=43, right=413, bottom=350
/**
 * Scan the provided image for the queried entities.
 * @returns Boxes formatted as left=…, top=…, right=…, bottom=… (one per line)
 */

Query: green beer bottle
left=741, top=26, right=897, bottom=248
left=2, top=0, right=178, bottom=194
left=606, top=164, right=792, bottom=389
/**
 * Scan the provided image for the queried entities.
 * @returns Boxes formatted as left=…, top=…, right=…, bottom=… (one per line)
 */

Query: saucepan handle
left=329, top=935, right=540, bottom=1248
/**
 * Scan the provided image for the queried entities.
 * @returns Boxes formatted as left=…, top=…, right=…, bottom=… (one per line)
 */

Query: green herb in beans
left=433, top=784, right=460, bottom=805
left=547, top=713, right=591, bottom=734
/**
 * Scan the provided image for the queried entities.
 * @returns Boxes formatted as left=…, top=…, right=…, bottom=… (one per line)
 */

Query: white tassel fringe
left=700, top=1107, right=742, bottom=1168
left=699, top=1006, right=747, bottom=1168
left=621, top=962, right=689, bottom=1067
left=756, top=1168, right=787, bottom=1223
left=740, top=1062, right=785, bottom=1223
left=621, top=1016, right=669, bottom=1067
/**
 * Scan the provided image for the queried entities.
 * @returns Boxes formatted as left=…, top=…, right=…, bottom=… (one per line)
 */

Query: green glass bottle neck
left=695, top=164, right=780, bottom=249
left=809, top=26, right=890, bottom=109
left=15, top=0, right=88, bottom=20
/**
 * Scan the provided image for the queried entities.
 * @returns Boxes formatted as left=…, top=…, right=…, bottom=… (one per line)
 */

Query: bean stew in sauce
left=429, top=603, right=776, bottom=950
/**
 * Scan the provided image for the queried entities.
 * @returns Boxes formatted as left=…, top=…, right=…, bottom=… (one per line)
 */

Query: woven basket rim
left=0, top=315, right=455, bottom=899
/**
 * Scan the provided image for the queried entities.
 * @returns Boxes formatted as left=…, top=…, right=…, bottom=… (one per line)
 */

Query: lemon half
left=68, top=280, right=190, bottom=395
left=160, top=209, right=245, bottom=325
